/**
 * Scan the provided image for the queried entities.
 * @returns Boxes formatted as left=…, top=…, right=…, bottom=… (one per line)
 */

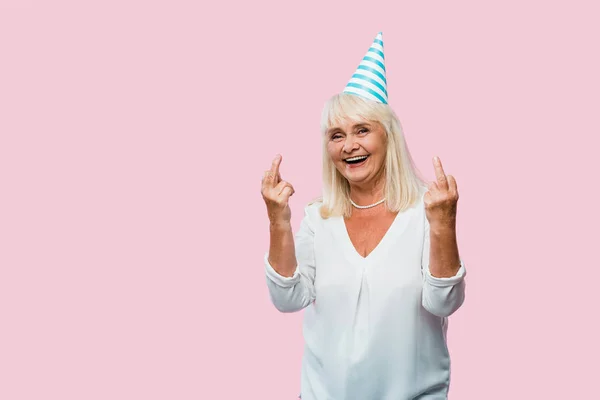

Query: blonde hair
left=312, top=93, right=427, bottom=218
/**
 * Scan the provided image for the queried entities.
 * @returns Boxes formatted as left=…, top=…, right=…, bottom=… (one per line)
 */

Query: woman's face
left=326, top=118, right=387, bottom=187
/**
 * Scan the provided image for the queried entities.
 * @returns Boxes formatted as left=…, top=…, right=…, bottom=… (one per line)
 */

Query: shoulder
left=419, top=184, right=429, bottom=199
left=304, top=199, right=324, bottom=221
left=297, top=198, right=326, bottom=231
left=413, top=185, right=429, bottom=210
left=413, top=186, right=429, bottom=226
left=417, top=186, right=431, bottom=232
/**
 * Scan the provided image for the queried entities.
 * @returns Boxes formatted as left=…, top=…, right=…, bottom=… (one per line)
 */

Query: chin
left=336, top=164, right=371, bottom=182
left=345, top=172, right=370, bottom=182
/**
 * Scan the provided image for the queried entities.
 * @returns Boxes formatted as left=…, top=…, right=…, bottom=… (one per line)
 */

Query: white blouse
left=264, top=190, right=466, bottom=400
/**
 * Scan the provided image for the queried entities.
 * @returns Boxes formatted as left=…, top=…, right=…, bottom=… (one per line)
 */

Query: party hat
left=342, top=32, right=388, bottom=104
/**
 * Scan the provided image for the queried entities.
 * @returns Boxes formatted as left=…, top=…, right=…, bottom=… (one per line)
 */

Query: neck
left=348, top=176, right=385, bottom=206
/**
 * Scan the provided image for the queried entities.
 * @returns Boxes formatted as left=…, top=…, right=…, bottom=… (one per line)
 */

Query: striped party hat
left=342, top=32, right=388, bottom=104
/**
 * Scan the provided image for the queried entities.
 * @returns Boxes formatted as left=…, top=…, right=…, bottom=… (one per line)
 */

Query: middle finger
left=433, top=156, right=448, bottom=189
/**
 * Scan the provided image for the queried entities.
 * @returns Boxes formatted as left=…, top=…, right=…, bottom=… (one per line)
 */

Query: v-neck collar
left=337, top=207, right=412, bottom=264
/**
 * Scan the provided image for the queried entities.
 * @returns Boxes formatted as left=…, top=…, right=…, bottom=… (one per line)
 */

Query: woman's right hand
left=261, top=154, right=295, bottom=224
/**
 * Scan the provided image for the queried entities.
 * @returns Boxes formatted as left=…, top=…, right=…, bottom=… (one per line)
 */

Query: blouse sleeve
left=421, top=215, right=467, bottom=318
left=264, top=205, right=317, bottom=313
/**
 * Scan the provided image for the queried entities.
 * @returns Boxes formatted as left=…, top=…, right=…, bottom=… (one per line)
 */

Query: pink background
left=1, top=1, right=598, bottom=399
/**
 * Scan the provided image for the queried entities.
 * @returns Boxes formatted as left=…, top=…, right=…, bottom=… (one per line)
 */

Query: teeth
left=346, top=155, right=368, bottom=162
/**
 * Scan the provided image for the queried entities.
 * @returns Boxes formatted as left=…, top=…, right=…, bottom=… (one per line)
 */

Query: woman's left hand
left=424, top=156, right=459, bottom=229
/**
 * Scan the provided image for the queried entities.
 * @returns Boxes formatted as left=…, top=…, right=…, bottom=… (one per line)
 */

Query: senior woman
left=261, top=33, right=466, bottom=400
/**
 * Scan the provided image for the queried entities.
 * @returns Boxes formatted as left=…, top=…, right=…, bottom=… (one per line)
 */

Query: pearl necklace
left=349, top=198, right=386, bottom=209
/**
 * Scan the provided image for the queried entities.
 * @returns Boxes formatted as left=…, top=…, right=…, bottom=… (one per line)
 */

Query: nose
left=342, top=135, right=359, bottom=153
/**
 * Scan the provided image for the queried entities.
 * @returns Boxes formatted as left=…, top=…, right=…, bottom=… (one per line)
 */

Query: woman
left=261, top=33, right=466, bottom=400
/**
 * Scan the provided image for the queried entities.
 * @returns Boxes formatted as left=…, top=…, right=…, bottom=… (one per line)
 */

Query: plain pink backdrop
left=1, top=1, right=598, bottom=399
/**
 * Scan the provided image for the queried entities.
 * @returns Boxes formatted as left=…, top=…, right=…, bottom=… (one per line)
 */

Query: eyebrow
left=327, top=122, right=370, bottom=135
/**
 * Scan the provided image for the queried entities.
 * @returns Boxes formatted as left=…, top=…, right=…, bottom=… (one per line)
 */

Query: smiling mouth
left=344, top=155, right=369, bottom=164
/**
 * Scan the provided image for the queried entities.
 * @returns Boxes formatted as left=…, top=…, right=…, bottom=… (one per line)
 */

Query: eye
left=358, top=128, right=369, bottom=134
left=330, top=133, right=343, bottom=141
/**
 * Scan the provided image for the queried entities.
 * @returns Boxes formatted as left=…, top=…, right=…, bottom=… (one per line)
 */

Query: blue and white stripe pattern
left=343, top=32, right=388, bottom=104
